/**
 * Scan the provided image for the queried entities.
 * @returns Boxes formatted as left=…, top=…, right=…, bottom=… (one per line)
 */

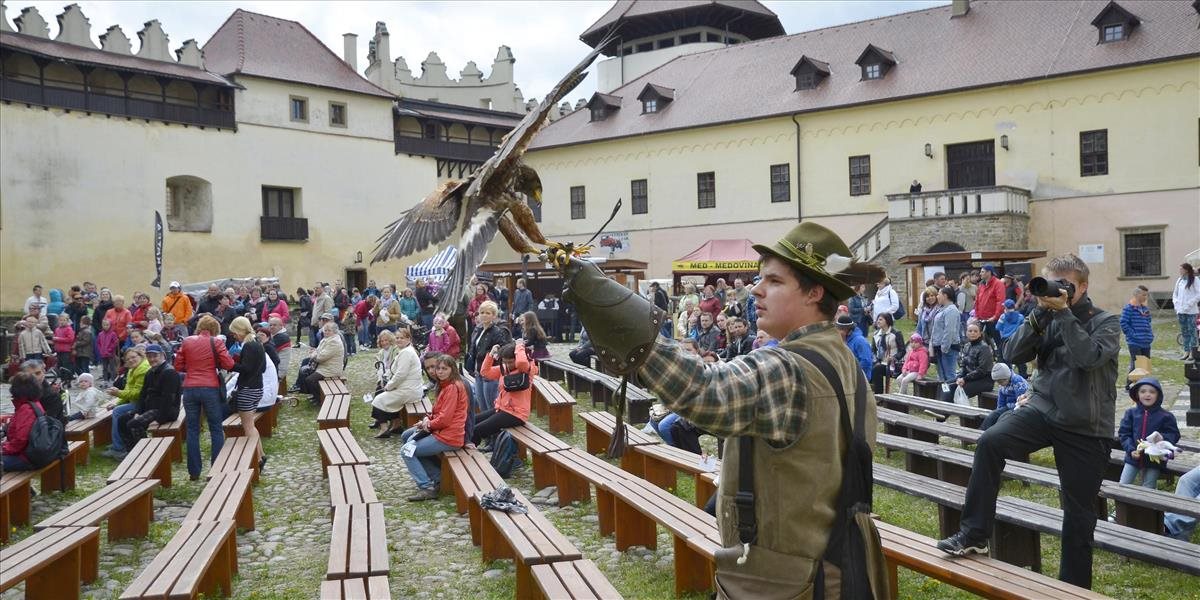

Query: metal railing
left=260, top=216, right=309, bottom=241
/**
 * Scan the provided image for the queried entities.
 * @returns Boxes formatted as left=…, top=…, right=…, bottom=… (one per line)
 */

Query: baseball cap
left=1003, top=299, right=1015, bottom=308
left=145, top=344, right=164, bottom=354
left=320, top=311, right=336, bottom=320
left=169, top=281, right=180, bottom=289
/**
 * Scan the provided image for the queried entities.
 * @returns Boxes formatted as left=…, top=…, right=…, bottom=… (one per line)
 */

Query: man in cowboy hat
left=554, top=222, right=889, bottom=599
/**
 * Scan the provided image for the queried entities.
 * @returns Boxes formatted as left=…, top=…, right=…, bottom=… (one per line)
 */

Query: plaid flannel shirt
left=640, top=322, right=830, bottom=445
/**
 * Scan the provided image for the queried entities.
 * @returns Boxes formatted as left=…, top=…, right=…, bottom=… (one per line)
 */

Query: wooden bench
left=318, top=392, right=351, bottom=430
left=578, top=411, right=660, bottom=471
left=530, top=559, right=623, bottom=600
left=120, top=519, right=238, bottom=600
left=221, top=408, right=276, bottom=438
left=0, top=525, right=100, bottom=599
left=877, top=407, right=982, bottom=448
left=978, top=390, right=999, bottom=410
left=473, top=487, right=582, bottom=599
left=912, top=377, right=943, bottom=400
left=320, top=576, right=391, bottom=599
left=328, top=464, right=379, bottom=507
left=207, top=436, right=262, bottom=483
left=440, top=449, right=505, bottom=544
left=107, top=436, right=173, bottom=487
left=876, top=392, right=991, bottom=429
left=874, top=520, right=1112, bottom=600
left=543, top=448, right=638, bottom=535
left=532, top=377, right=576, bottom=434
left=1, top=472, right=36, bottom=543
left=185, top=469, right=256, bottom=531
left=874, top=462, right=1200, bottom=575
left=318, top=428, right=371, bottom=476
left=508, top=423, right=572, bottom=491
left=600, top=477, right=721, bottom=596
left=402, top=398, right=432, bottom=428
left=629, top=442, right=720, bottom=507
left=64, top=407, right=112, bottom=464
left=326, top=502, right=389, bottom=580
left=318, top=378, right=350, bottom=405
left=147, top=409, right=185, bottom=463
left=36, top=478, right=159, bottom=540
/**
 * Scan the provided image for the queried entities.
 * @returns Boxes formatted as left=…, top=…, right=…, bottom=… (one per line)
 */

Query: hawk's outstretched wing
left=466, top=31, right=618, bottom=199
left=435, top=197, right=500, bottom=316
left=371, top=179, right=467, bottom=264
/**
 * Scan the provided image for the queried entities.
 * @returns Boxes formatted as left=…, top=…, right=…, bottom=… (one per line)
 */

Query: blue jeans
left=357, top=318, right=371, bottom=346
left=2, top=454, right=34, bottom=471
left=400, top=428, right=456, bottom=490
left=473, top=376, right=498, bottom=413
left=936, top=348, right=959, bottom=382
left=1179, top=313, right=1197, bottom=353
left=1165, top=467, right=1200, bottom=540
left=1119, top=462, right=1161, bottom=488
left=109, top=403, right=139, bottom=451
left=656, top=413, right=680, bottom=446
left=183, top=387, right=225, bottom=477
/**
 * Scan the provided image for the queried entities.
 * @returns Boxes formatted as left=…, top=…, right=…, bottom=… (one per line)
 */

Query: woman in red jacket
left=399, top=354, right=468, bottom=501
left=472, top=341, right=537, bottom=445
left=174, top=315, right=235, bottom=481
left=1, top=374, right=45, bottom=471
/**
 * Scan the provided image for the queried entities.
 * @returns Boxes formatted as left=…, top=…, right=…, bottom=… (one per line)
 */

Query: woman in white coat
left=371, top=327, right=423, bottom=438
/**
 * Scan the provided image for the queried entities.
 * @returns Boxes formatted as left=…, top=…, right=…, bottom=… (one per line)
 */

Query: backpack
left=488, top=430, right=520, bottom=477
left=890, top=289, right=906, bottom=321
left=25, top=402, right=67, bottom=468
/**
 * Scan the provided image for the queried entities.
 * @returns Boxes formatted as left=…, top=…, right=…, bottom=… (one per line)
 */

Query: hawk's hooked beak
left=531, top=186, right=543, bottom=204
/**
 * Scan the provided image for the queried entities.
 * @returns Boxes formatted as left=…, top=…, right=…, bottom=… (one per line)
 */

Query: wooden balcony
left=260, top=216, right=308, bottom=241
left=394, top=135, right=497, bottom=162
left=1, top=76, right=236, bottom=129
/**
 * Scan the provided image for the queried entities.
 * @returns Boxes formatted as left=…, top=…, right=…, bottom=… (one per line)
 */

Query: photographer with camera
left=937, top=255, right=1119, bottom=589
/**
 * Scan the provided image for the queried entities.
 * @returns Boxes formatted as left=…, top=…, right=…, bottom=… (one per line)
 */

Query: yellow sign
left=671, top=260, right=760, bottom=272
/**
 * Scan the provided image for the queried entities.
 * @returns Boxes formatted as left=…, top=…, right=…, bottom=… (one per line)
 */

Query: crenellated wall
left=0, top=2, right=207, bottom=70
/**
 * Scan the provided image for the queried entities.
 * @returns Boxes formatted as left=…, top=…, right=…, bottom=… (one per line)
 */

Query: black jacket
left=958, top=337, right=994, bottom=382
left=264, top=343, right=280, bottom=368
left=92, top=300, right=113, bottom=334
left=466, top=323, right=512, bottom=374
left=416, top=287, right=436, bottom=314
left=232, top=340, right=266, bottom=389
left=722, top=335, right=753, bottom=360
left=137, top=361, right=181, bottom=422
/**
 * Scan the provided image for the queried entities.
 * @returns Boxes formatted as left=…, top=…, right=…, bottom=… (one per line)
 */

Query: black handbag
left=209, top=337, right=228, bottom=402
left=499, top=347, right=530, bottom=392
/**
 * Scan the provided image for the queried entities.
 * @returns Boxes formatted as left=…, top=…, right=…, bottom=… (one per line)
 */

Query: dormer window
left=1091, top=1, right=1139, bottom=43
left=636, top=83, right=674, bottom=115
left=587, top=92, right=622, bottom=122
left=789, top=56, right=830, bottom=91
left=855, top=44, right=896, bottom=81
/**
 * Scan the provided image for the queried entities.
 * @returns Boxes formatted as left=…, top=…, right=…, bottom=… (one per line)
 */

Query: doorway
left=344, top=268, right=367, bottom=293
left=946, top=140, right=995, bottom=189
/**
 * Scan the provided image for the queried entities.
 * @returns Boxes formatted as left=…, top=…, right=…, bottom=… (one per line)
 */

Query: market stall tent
left=671, top=239, right=760, bottom=294
left=406, top=246, right=457, bottom=285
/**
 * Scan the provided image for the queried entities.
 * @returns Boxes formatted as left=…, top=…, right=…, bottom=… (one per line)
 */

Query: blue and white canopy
left=406, top=246, right=458, bottom=285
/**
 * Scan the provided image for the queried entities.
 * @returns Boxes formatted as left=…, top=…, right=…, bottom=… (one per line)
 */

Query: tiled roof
left=0, top=31, right=237, bottom=88
left=203, top=9, right=393, bottom=98
left=535, top=0, right=1200, bottom=150
left=580, top=0, right=782, bottom=49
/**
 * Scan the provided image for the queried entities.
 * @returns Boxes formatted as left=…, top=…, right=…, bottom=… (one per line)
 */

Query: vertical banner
left=151, top=211, right=163, bottom=288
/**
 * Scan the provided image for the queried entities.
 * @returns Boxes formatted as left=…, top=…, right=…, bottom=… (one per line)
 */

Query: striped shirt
left=639, top=322, right=831, bottom=444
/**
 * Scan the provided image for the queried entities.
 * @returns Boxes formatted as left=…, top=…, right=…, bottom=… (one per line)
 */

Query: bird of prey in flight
left=371, top=33, right=617, bottom=316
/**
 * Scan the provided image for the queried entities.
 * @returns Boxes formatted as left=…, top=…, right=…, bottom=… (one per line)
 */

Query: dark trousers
left=470, top=408, right=524, bottom=446
left=56, top=352, right=73, bottom=374
left=871, top=362, right=900, bottom=394
left=569, top=347, right=595, bottom=367
left=959, top=407, right=1109, bottom=588
left=983, top=320, right=1003, bottom=350
left=1127, top=344, right=1150, bottom=373
left=302, top=371, right=326, bottom=397
left=74, top=356, right=91, bottom=376
left=940, top=378, right=993, bottom=404
left=117, top=409, right=161, bottom=450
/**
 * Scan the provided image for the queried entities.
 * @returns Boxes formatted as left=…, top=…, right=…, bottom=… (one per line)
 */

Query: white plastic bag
left=952, top=386, right=970, bottom=406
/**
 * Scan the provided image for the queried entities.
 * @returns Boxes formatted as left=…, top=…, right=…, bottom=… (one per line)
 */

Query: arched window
left=165, top=175, right=213, bottom=232
left=926, top=241, right=966, bottom=254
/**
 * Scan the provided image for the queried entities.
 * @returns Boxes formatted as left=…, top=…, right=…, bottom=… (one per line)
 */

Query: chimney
left=343, top=33, right=358, bottom=71
left=951, top=0, right=969, bottom=18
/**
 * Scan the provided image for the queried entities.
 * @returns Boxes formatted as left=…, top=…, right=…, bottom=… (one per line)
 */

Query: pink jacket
left=428, top=325, right=461, bottom=358
left=97, top=330, right=119, bottom=359
left=902, top=345, right=929, bottom=377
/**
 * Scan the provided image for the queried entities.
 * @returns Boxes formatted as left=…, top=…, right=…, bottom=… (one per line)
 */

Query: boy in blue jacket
left=1119, top=285, right=1154, bottom=373
left=982, top=362, right=1027, bottom=430
left=836, top=315, right=874, bottom=378
left=1118, top=377, right=1179, bottom=489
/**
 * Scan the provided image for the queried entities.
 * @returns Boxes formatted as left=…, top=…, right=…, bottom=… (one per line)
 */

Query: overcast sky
left=8, top=0, right=947, bottom=103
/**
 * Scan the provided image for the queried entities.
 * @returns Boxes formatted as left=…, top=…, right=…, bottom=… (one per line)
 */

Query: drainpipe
left=792, top=113, right=802, bottom=221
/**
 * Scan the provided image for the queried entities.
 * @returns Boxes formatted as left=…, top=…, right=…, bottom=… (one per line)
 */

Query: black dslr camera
left=1028, top=277, right=1076, bottom=299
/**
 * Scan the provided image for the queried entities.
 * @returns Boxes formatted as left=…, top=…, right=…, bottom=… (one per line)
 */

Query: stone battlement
left=0, top=1, right=205, bottom=68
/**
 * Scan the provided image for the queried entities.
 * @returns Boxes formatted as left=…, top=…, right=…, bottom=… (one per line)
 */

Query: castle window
left=329, top=102, right=347, bottom=127
left=855, top=44, right=896, bottom=81
left=697, top=172, right=716, bottom=209
left=570, top=186, right=586, bottom=219
left=1091, top=2, right=1139, bottom=44
left=680, top=33, right=701, bottom=45
left=643, top=99, right=657, bottom=114
left=631, top=179, right=648, bottom=215
left=1080, top=129, right=1108, bottom=176
left=849, top=155, right=871, bottom=196
left=1102, top=23, right=1124, bottom=43
left=289, top=96, right=308, bottom=122
left=790, top=56, right=830, bottom=91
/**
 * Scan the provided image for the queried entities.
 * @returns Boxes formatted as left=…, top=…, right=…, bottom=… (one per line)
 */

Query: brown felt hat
left=753, top=222, right=885, bottom=301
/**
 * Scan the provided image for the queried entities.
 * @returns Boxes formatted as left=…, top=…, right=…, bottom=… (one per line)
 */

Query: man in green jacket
left=556, top=222, right=887, bottom=599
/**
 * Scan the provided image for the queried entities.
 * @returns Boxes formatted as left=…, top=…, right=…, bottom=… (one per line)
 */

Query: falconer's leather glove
left=560, top=257, right=664, bottom=375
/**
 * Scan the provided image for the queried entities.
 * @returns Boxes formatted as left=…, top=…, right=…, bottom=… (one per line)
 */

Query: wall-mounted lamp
left=1000, top=134, right=1009, bottom=151
left=354, top=251, right=363, bottom=264
left=924, top=143, right=933, bottom=159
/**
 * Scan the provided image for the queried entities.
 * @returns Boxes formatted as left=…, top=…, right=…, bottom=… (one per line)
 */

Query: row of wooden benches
left=538, top=358, right=656, bottom=425
left=522, top=409, right=1111, bottom=599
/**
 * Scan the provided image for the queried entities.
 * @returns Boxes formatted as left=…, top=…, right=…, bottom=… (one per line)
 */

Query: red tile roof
left=534, top=0, right=1200, bottom=150
left=202, top=9, right=393, bottom=98
left=0, top=30, right=236, bottom=87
